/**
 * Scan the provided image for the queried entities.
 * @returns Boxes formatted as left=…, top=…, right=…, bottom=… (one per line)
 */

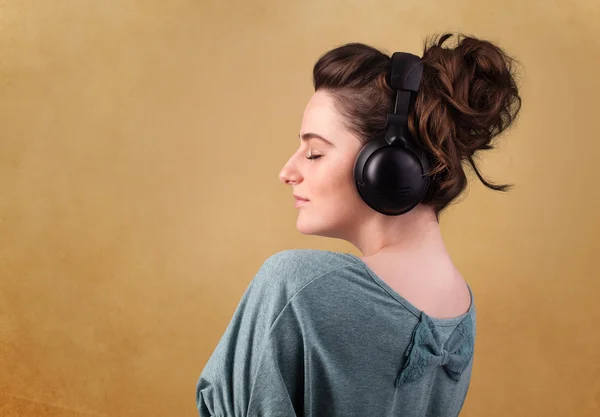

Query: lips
left=293, top=194, right=309, bottom=201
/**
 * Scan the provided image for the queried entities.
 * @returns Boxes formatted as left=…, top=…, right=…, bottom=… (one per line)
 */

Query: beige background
left=1, top=0, right=598, bottom=416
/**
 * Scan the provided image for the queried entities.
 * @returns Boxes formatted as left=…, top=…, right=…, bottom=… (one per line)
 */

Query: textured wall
left=0, top=0, right=598, bottom=416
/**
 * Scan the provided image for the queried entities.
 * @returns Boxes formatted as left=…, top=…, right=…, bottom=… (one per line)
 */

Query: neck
left=349, top=204, right=446, bottom=258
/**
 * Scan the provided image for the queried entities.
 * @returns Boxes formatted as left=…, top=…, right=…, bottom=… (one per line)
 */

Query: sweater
left=196, top=249, right=476, bottom=417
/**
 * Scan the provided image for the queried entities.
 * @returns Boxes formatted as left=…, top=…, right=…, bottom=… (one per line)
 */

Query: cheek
left=316, top=168, right=357, bottom=203
left=306, top=153, right=359, bottom=201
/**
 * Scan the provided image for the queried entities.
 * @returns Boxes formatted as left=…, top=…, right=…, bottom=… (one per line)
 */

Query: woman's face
left=278, top=89, right=371, bottom=239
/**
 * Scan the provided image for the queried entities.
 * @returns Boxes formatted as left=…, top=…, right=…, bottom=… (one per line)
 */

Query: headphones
left=353, top=52, right=431, bottom=216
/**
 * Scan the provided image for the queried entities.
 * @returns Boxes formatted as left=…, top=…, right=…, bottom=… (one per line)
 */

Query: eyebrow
left=299, top=132, right=335, bottom=147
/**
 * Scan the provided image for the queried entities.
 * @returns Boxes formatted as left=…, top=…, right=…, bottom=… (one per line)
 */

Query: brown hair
left=313, top=33, right=522, bottom=216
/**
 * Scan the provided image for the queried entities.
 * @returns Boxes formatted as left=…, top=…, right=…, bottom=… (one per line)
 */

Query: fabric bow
left=395, top=312, right=474, bottom=386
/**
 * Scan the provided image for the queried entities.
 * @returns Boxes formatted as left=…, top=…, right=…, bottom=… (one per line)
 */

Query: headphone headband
left=389, top=52, right=423, bottom=92
left=386, top=52, right=423, bottom=129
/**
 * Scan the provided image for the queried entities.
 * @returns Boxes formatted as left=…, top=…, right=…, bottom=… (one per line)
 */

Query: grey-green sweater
left=196, top=249, right=476, bottom=416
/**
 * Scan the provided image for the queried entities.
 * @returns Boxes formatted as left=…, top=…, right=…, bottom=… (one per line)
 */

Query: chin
left=296, top=216, right=342, bottom=239
left=296, top=220, right=317, bottom=235
left=295, top=214, right=321, bottom=235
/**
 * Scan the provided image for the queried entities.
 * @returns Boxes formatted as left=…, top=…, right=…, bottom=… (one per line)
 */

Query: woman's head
left=279, top=33, right=522, bottom=246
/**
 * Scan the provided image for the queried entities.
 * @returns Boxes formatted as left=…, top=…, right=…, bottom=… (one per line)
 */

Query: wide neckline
left=342, top=252, right=474, bottom=327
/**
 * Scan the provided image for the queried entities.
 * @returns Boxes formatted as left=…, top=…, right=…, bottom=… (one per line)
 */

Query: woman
left=197, top=32, right=522, bottom=417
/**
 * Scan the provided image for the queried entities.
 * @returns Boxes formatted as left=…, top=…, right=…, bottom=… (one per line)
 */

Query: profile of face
left=278, top=89, right=372, bottom=240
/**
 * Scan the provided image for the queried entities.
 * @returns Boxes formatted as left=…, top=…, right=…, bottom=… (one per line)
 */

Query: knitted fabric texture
left=396, top=311, right=474, bottom=386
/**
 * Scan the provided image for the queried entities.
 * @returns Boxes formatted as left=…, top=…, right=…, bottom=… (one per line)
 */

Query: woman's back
left=197, top=249, right=476, bottom=417
left=358, top=252, right=472, bottom=320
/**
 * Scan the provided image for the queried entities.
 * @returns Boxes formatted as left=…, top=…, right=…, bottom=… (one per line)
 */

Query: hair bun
left=410, top=33, right=522, bottom=211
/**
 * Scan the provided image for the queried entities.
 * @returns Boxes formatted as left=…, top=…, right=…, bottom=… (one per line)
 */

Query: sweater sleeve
left=245, top=306, right=304, bottom=416
left=196, top=254, right=304, bottom=417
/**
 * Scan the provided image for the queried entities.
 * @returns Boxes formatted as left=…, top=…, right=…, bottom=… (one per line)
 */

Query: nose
left=279, top=156, right=302, bottom=185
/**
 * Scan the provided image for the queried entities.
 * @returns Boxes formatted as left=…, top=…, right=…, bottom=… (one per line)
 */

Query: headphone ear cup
left=354, top=131, right=430, bottom=216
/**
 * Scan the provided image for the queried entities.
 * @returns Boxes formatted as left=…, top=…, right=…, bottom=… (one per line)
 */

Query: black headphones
left=353, top=52, right=430, bottom=216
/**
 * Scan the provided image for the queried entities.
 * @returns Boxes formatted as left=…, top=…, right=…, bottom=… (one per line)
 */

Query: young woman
left=197, top=32, right=522, bottom=417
